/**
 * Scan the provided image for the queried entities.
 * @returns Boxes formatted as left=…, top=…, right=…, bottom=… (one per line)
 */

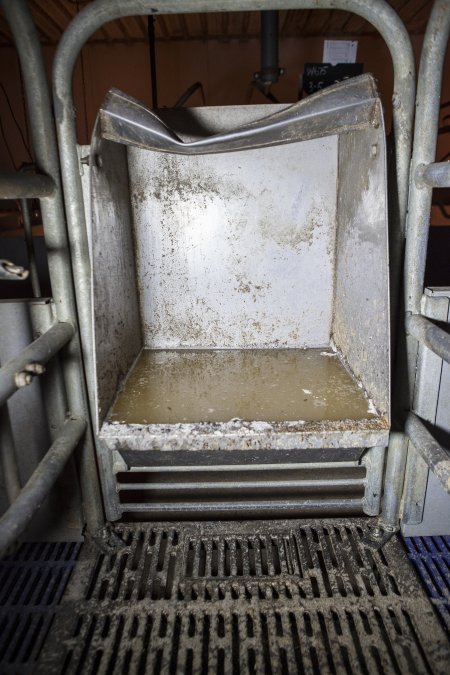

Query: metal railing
left=0, top=0, right=105, bottom=555
left=374, top=0, right=450, bottom=540
left=403, top=0, right=450, bottom=497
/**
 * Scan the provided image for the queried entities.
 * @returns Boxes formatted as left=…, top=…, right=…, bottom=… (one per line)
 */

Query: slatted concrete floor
left=27, top=519, right=449, bottom=674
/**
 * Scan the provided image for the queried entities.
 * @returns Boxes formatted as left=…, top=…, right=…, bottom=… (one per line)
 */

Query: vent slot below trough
left=116, top=466, right=366, bottom=518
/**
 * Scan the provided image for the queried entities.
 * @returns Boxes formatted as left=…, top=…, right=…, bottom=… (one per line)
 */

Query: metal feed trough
left=87, top=73, right=389, bottom=519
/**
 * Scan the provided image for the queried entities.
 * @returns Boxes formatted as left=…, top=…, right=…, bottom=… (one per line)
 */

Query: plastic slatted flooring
left=403, top=536, right=450, bottom=633
left=0, top=542, right=81, bottom=675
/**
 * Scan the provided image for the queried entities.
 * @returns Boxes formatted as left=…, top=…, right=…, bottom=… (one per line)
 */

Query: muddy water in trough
left=109, top=348, right=377, bottom=425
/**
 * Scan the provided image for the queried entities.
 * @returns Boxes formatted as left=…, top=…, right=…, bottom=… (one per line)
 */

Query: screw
left=371, top=526, right=383, bottom=539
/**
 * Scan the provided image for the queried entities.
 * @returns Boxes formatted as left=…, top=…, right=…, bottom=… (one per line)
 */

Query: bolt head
left=15, top=371, right=33, bottom=388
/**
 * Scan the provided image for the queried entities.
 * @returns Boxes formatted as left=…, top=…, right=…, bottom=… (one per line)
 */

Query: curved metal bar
left=0, top=416, right=86, bottom=560
left=99, top=74, right=379, bottom=154
left=404, top=0, right=450, bottom=315
left=0, top=0, right=106, bottom=531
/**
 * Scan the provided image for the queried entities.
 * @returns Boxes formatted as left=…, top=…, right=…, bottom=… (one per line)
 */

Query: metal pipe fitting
left=259, top=10, right=280, bottom=85
left=415, top=161, right=450, bottom=189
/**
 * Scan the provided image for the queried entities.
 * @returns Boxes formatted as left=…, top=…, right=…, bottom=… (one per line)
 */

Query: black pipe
left=147, top=16, right=158, bottom=109
left=260, top=10, right=279, bottom=85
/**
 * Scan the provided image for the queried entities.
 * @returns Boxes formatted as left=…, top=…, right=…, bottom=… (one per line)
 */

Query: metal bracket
left=362, top=521, right=397, bottom=550
left=88, top=522, right=128, bottom=553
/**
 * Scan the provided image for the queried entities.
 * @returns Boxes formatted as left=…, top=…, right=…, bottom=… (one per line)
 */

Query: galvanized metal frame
left=51, top=0, right=416, bottom=521
left=9, top=0, right=447, bottom=537
left=375, top=0, right=450, bottom=539
left=403, top=1, right=450, bottom=499
left=0, top=0, right=105, bottom=553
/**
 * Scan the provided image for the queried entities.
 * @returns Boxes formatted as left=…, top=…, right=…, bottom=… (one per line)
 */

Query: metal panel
left=332, top=120, right=390, bottom=418
left=91, top=76, right=389, bottom=462
left=90, top=137, right=142, bottom=430
left=128, top=115, right=337, bottom=349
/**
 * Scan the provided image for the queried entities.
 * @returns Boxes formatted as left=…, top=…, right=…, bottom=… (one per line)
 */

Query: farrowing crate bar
left=85, top=74, right=390, bottom=519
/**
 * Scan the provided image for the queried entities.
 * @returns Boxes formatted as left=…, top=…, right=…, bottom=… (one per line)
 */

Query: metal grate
left=404, top=535, right=450, bottom=632
left=37, top=520, right=449, bottom=674
left=0, top=542, right=81, bottom=674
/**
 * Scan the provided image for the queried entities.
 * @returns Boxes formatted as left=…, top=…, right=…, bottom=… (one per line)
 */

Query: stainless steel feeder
left=87, top=74, right=390, bottom=517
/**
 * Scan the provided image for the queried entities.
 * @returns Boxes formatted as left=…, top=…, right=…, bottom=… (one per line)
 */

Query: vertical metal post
left=29, top=300, right=69, bottom=441
left=404, top=0, right=450, bottom=315
left=147, top=16, right=158, bottom=109
left=20, top=199, right=41, bottom=298
left=260, top=11, right=280, bottom=85
left=0, top=406, right=21, bottom=504
left=396, top=0, right=450, bottom=529
left=0, top=0, right=105, bottom=534
left=361, top=445, right=386, bottom=516
left=378, top=432, right=408, bottom=531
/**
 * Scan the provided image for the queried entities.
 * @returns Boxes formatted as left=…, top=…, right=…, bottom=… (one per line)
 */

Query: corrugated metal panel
left=0, top=1, right=433, bottom=47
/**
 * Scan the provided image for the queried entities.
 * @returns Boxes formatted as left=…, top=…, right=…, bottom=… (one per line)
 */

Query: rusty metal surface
left=37, top=519, right=450, bottom=674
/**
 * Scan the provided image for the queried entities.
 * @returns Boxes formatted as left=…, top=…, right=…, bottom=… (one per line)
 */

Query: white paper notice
left=323, top=40, right=358, bottom=65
